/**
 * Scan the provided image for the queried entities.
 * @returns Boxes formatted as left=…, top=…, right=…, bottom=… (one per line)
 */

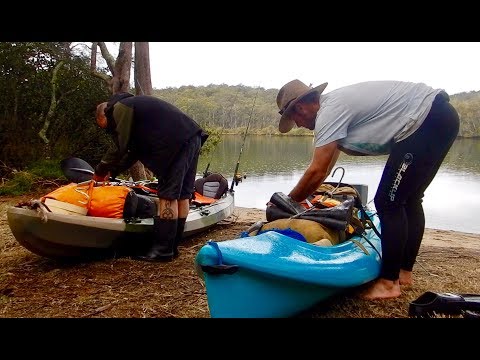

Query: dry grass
left=1, top=194, right=479, bottom=318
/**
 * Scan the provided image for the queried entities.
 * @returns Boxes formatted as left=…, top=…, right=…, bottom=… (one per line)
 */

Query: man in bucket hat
left=276, top=79, right=460, bottom=300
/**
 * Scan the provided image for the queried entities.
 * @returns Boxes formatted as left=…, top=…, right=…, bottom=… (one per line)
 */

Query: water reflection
left=198, top=136, right=480, bottom=234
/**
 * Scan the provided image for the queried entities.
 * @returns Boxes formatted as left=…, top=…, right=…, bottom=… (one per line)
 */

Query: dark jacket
left=96, top=94, right=208, bottom=178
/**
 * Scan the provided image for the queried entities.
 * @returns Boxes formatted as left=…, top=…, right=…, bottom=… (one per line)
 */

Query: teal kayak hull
left=195, top=210, right=382, bottom=318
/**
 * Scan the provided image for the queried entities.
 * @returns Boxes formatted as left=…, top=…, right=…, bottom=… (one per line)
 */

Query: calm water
left=197, top=136, right=480, bottom=234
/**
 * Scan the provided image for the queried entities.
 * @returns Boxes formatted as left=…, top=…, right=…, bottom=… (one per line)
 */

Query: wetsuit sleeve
left=95, top=103, right=135, bottom=177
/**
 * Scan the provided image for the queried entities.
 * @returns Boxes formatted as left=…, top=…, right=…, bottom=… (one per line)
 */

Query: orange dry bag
left=87, top=183, right=134, bottom=218
left=42, top=181, right=137, bottom=219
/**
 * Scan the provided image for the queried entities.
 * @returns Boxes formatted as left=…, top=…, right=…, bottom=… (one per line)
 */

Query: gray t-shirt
left=314, top=81, right=443, bottom=155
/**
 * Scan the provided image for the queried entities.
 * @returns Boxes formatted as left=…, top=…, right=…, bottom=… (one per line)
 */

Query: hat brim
left=278, top=82, right=328, bottom=133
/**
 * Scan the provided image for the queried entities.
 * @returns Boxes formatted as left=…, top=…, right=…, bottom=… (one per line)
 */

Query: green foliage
left=27, top=159, right=65, bottom=179
left=0, top=159, right=67, bottom=195
left=0, top=171, right=37, bottom=195
left=285, top=127, right=314, bottom=136
left=201, top=126, right=222, bottom=156
left=451, top=92, right=480, bottom=138
left=0, top=42, right=110, bottom=170
left=255, top=125, right=280, bottom=135
left=153, top=84, right=280, bottom=132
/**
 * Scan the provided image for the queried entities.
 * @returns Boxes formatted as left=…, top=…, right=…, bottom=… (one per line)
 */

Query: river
left=197, top=136, right=480, bottom=234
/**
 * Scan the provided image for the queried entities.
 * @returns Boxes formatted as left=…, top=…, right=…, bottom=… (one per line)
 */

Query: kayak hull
left=195, top=209, right=381, bottom=318
left=7, top=191, right=234, bottom=260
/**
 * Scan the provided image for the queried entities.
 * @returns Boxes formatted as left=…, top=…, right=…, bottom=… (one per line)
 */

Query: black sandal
left=409, top=291, right=480, bottom=318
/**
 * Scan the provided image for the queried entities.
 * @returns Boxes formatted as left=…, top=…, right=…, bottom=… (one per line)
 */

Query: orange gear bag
left=42, top=181, right=134, bottom=219
left=87, top=183, right=133, bottom=218
left=41, top=182, right=90, bottom=210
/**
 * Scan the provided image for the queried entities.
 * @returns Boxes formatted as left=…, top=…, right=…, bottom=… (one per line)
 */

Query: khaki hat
left=276, top=79, right=328, bottom=133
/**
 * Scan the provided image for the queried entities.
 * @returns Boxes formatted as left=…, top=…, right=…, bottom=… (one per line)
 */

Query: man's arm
left=95, top=103, right=135, bottom=177
left=288, top=141, right=340, bottom=202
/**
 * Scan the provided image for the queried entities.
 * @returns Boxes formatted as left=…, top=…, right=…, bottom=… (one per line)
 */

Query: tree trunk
left=90, top=42, right=97, bottom=71
left=128, top=42, right=154, bottom=180
left=134, top=42, right=153, bottom=95
left=92, top=42, right=133, bottom=93
left=111, top=42, right=133, bottom=93
left=38, top=60, right=65, bottom=159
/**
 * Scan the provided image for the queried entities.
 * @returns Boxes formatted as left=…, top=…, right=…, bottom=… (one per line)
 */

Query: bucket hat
left=276, top=79, right=328, bottom=133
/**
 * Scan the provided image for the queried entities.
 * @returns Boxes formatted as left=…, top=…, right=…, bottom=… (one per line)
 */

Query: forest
left=1, top=42, right=479, bottom=175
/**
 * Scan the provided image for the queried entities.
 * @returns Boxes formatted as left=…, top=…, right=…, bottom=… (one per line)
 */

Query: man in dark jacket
left=93, top=92, right=208, bottom=262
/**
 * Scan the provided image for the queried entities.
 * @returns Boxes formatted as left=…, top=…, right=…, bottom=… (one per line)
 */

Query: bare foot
left=360, top=278, right=401, bottom=300
left=399, top=269, right=413, bottom=286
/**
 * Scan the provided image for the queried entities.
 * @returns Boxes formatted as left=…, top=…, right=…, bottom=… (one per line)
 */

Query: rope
left=15, top=200, right=51, bottom=223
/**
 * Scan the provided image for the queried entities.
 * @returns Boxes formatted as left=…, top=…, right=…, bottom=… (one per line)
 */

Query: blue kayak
left=195, top=209, right=382, bottom=318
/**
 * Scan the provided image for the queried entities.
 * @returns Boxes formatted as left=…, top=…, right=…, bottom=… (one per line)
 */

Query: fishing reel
left=234, top=172, right=247, bottom=186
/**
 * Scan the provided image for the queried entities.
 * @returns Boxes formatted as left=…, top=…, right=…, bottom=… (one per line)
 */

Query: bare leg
left=399, top=269, right=413, bottom=286
left=174, top=199, right=190, bottom=257
left=178, top=199, right=190, bottom=219
left=360, top=278, right=401, bottom=300
left=158, top=198, right=178, bottom=219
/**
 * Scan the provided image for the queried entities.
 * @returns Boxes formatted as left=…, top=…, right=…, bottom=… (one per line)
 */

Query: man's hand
left=93, top=173, right=109, bottom=182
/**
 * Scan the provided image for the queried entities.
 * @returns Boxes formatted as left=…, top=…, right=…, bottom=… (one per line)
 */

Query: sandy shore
left=1, top=199, right=479, bottom=318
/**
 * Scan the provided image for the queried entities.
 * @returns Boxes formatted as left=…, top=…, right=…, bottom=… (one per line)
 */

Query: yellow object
left=347, top=224, right=354, bottom=234
left=259, top=218, right=340, bottom=245
left=321, top=198, right=341, bottom=207
left=307, top=195, right=341, bottom=208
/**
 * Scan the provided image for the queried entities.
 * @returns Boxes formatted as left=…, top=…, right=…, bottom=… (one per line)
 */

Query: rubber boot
left=137, top=217, right=177, bottom=262
left=173, top=218, right=187, bottom=258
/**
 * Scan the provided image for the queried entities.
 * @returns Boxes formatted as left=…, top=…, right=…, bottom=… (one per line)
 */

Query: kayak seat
left=192, top=173, right=228, bottom=206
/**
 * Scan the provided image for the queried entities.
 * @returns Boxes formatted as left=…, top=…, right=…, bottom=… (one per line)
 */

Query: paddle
left=60, top=157, right=95, bottom=183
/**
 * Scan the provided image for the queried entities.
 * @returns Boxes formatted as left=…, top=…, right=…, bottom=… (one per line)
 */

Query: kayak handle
left=201, top=241, right=239, bottom=275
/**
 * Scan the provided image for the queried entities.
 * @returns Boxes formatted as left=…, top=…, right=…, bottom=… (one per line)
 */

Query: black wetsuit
left=374, top=91, right=459, bottom=280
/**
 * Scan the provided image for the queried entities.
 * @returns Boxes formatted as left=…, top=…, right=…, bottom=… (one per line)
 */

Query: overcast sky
left=143, top=42, right=480, bottom=95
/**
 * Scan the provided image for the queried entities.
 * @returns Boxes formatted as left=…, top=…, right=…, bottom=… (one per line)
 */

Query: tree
left=93, top=42, right=132, bottom=94
left=129, top=42, right=153, bottom=180
left=0, top=42, right=109, bottom=169
left=134, top=42, right=153, bottom=95
left=92, top=42, right=152, bottom=180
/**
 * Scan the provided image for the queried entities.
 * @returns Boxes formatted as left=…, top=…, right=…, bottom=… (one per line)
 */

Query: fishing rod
left=230, top=87, right=259, bottom=192
left=202, top=90, right=240, bottom=178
